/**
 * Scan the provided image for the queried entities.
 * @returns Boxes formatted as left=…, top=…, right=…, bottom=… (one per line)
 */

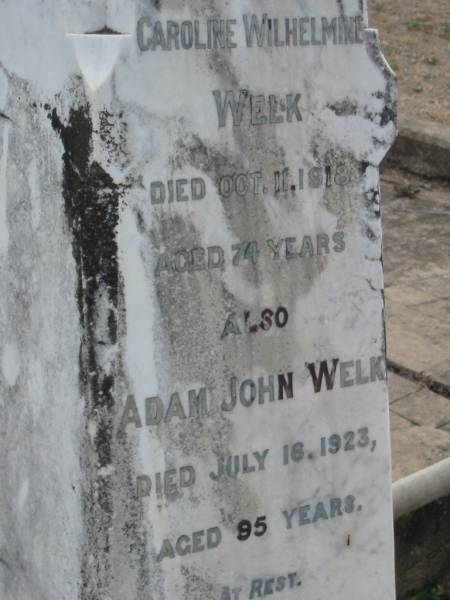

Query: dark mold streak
left=327, top=100, right=358, bottom=117
left=50, top=102, right=155, bottom=598
left=50, top=105, right=120, bottom=598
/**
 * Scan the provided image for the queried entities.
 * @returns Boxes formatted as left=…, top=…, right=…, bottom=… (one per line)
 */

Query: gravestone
left=0, top=1, right=396, bottom=599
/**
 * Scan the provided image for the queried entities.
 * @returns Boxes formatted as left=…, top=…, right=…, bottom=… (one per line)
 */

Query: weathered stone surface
left=391, top=427, right=450, bottom=481
left=381, top=177, right=450, bottom=484
left=387, top=371, right=424, bottom=404
left=386, top=293, right=450, bottom=390
left=383, top=183, right=450, bottom=390
left=392, top=388, right=450, bottom=429
left=389, top=410, right=414, bottom=432
left=0, top=2, right=396, bottom=599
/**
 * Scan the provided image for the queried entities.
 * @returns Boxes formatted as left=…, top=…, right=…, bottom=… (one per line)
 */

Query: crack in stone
left=388, top=359, right=450, bottom=400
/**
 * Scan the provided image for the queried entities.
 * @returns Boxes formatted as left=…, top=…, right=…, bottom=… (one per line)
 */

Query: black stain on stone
left=327, top=99, right=358, bottom=117
left=365, top=31, right=397, bottom=135
left=50, top=103, right=156, bottom=599
left=365, top=187, right=381, bottom=218
left=108, top=308, right=117, bottom=343
left=98, top=110, right=129, bottom=168
left=379, top=103, right=397, bottom=127
left=50, top=106, right=120, bottom=322
left=366, top=225, right=377, bottom=241
left=50, top=105, right=120, bottom=598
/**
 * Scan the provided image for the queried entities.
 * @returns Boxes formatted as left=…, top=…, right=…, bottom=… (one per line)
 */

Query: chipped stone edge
left=363, top=27, right=398, bottom=164
left=384, top=117, right=450, bottom=181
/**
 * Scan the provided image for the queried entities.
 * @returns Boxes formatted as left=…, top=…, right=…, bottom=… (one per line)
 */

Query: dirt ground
left=368, top=0, right=450, bottom=124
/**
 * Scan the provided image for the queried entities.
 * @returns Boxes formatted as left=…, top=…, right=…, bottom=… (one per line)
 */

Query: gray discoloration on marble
left=0, top=1, right=396, bottom=599
left=0, top=76, right=82, bottom=600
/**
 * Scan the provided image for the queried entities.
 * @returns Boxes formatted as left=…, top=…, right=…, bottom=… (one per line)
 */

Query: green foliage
left=405, top=584, right=448, bottom=600
left=423, top=56, right=439, bottom=66
left=439, top=23, right=450, bottom=41
left=406, top=20, right=433, bottom=33
left=406, top=19, right=450, bottom=41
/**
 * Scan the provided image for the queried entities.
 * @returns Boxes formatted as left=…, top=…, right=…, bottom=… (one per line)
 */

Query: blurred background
left=370, top=0, right=450, bottom=123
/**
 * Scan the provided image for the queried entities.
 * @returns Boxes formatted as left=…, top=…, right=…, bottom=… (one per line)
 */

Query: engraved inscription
left=154, top=232, right=346, bottom=276
left=213, top=90, right=302, bottom=128
left=282, top=495, right=361, bottom=529
left=157, top=527, right=222, bottom=562
left=136, top=466, right=196, bottom=501
left=137, top=14, right=365, bottom=52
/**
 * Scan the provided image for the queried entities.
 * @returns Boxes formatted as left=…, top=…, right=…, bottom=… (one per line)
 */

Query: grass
left=369, top=0, right=450, bottom=123
left=439, top=23, right=450, bottom=41
left=423, top=56, right=439, bottom=65
left=406, top=20, right=434, bottom=33
left=404, top=584, right=448, bottom=600
left=406, top=19, right=450, bottom=41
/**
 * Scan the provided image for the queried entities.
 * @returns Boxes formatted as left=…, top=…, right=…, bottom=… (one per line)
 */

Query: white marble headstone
left=0, top=1, right=396, bottom=599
